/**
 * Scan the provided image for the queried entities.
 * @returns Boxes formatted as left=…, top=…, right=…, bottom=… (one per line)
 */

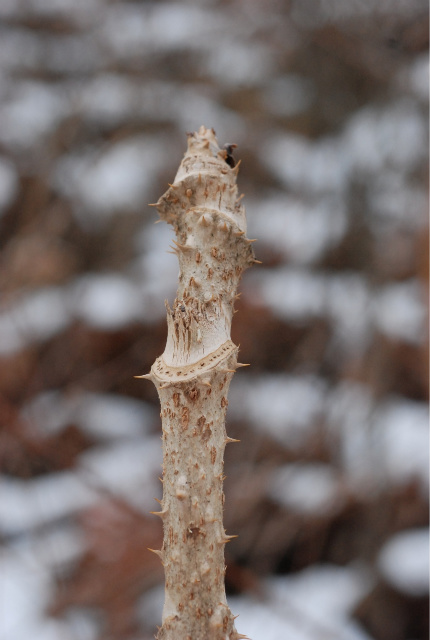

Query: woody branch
left=137, top=126, right=258, bottom=640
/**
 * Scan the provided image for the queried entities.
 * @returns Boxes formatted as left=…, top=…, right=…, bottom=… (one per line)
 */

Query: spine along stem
left=138, top=126, right=256, bottom=640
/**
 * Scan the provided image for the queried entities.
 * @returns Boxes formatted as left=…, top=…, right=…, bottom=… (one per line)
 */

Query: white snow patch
left=0, top=28, right=43, bottom=74
left=0, top=541, right=91, bottom=640
left=373, top=397, right=429, bottom=488
left=378, top=528, right=429, bottom=596
left=326, top=382, right=376, bottom=487
left=263, top=133, right=350, bottom=194
left=373, top=280, right=426, bottom=344
left=345, top=100, right=427, bottom=174
left=0, top=472, right=97, bottom=536
left=79, top=74, right=138, bottom=126
left=207, top=40, right=273, bottom=86
left=244, top=268, right=374, bottom=353
left=229, top=375, right=326, bottom=450
left=28, top=523, right=85, bottom=570
left=247, top=195, right=347, bottom=264
left=0, top=82, right=69, bottom=149
left=245, top=267, right=326, bottom=321
left=369, top=171, right=428, bottom=230
left=0, top=0, right=102, bottom=21
left=71, top=273, right=143, bottom=329
left=227, top=596, right=312, bottom=640
left=327, top=388, right=429, bottom=491
left=44, top=34, right=103, bottom=75
left=270, top=464, right=343, bottom=515
left=101, top=3, right=220, bottom=60
left=174, top=88, right=245, bottom=140
left=0, top=553, right=50, bottom=640
left=77, top=394, right=156, bottom=440
left=23, top=390, right=156, bottom=440
left=0, top=287, right=70, bottom=355
left=138, top=584, right=165, bottom=630
left=325, top=273, right=372, bottom=352
left=54, top=136, right=167, bottom=220
left=133, top=223, right=179, bottom=321
left=79, top=437, right=162, bottom=511
left=229, top=564, right=373, bottom=640
left=147, top=4, right=219, bottom=52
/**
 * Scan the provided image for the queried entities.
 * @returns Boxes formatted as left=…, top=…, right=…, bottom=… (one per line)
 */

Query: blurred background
left=0, top=1, right=428, bottom=639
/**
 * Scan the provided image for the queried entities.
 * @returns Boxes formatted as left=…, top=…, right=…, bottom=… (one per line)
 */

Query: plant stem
left=140, top=126, right=254, bottom=640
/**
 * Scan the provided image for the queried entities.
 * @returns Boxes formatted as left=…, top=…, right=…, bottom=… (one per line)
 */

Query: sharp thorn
left=159, top=383, right=171, bottom=389
left=225, top=437, right=240, bottom=443
left=153, top=497, right=162, bottom=504
left=172, top=239, right=192, bottom=252
left=134, top=373, right=152, bottom=380
left=168, top=183, right=178, bottom=189
left=236, top=363, right=250, bottom=368
left=246, top=238, right=258, bottom=243
left=234, top=230, right=245, bottom=237
left=149, top=509, right=168, bottom=519
left=148, top=203, right=158, bottom=207
left=232, top=159, right=242, bottom=173
left=251, top=259, right=263, bottom=264
left=147, top=548, right=164, bottom=563
left=198, top=215, right=210, bottom=227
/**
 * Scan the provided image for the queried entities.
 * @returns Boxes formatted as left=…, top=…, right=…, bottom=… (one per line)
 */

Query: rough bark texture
left=138, top=126, right=255, bottom=640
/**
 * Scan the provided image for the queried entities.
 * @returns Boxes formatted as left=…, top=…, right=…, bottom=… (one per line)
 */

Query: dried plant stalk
left=138, top=126, right=256, bottom=640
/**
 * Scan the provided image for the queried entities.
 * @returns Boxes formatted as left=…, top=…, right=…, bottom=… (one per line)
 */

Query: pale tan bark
left=138, top=126, right=256, bottom=640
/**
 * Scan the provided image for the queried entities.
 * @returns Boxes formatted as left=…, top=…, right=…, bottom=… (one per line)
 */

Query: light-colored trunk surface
left=139, top=126, right=256, bottom=640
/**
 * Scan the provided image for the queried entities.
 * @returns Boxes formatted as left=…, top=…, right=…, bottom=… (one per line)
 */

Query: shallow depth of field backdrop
left=0, top=1, right=428, bottom=640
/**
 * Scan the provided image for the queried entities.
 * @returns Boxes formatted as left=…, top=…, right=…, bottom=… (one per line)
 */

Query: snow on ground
left=229, top=374, right=327, bottom=450
left=138, top=563, right=373, bottom=640
left=79, top=436, right=162, bottom=512
left=243, top=267, right=427, bottom=349
left=0, top=81, right=71, bottom=150
left=231, top=376, right=429, bottom=493
left=0, top=287, right=71, bottom=356
left=70, top=273, right=144, bottom=329
left=373, top=280, right=427, bottom=344
left=377, top=528, right=429, bottom=597
left=269, top=463, right=344, bottom=515
left=0, top=472, right=97, bottom=537
left=373, top=398, right=429, bottom=490
left=247, top=194, right=347, bottom=265
left=0, top=262, right=177, bottom=356
left=229, top=563, right=373, bottom=640
left=22, top=390, right=157, bottom=440
left=53, top=135, right=170, bottom=222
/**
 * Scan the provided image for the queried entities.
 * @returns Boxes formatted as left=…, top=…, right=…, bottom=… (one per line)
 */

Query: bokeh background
left=0, top=1, right=428, bottom=639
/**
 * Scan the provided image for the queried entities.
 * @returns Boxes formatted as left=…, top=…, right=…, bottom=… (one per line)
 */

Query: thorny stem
left=137, top=126, right=255, bottom=640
